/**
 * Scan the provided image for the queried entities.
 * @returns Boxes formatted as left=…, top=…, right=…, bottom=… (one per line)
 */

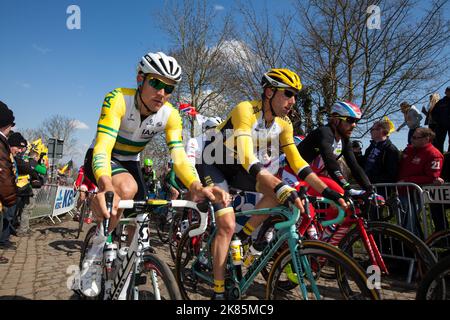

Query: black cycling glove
left=274, top=182, right=299, bottom=206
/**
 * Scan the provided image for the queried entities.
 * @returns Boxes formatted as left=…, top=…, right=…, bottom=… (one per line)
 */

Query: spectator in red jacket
left=398, top=127, right=444, bottom=237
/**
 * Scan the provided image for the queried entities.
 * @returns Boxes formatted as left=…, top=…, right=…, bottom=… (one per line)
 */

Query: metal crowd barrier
left=30, top=184, right=59, bottom=220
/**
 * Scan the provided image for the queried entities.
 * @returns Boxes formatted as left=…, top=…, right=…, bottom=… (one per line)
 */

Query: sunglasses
left=147, top=77, right=175, bottom=94
left=336, top=116, right=360, bottom=124
left=277, top=88, right=297, bottom=99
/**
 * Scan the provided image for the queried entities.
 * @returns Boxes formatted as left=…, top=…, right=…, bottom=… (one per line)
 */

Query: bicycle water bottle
left=307, top=225, right=319, bottom=240
left=230, top=234, right=243, bottom=279
left=321, top=224, right=336, bottom=241
left=104, top=242, right=118, bottom=273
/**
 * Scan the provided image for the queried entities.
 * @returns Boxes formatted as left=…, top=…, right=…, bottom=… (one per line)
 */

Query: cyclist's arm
left=165, top=108, right=200, bottom=189
left=279, top=120, right=313, bottom=180
left=232, top=102, right=264, bottom=176
left=342, top=141, right=373, bottom=191
left=92, top=89, right=126, bottom=185
left=169, top=168, right=182, bottom=191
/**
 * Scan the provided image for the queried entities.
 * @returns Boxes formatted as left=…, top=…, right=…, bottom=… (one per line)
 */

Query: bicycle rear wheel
left=266, top=240, right=380, bottom=300
left=339, top=221, right=437, bottom=299
left=425, top=229, right=450, bottom=260
left=175, top=224, right=213, bottom=300
left=132, top=250, right=181, bottom=300
left=76, top=200, right=88, bottom=239
left=416, top=254, right=450, bottom=300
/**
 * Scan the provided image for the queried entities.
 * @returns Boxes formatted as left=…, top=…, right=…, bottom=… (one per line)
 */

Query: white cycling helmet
left=330, top=101, right=362, bottom=119
left=137, top=51, right=182, bottom=83
left=204, top=117, right=223, bottom=129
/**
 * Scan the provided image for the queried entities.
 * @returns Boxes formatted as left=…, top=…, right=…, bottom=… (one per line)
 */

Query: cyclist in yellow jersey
left=198, top=68, right=347, bottom=300
left=79, top=51, right=228, bottom=298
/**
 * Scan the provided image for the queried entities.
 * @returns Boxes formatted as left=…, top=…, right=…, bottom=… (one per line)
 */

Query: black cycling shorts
left=84, top=149, right=147, bottom=217
left=197, top=142, right=257, bottom=212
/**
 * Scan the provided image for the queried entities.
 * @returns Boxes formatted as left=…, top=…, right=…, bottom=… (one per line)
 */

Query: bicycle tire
left=78, top=225, right=103, bottom=300
left=416, top=254, right=450, bottom=300
left=339, top=221, right=437, bottom=299
left=425, top=229, right=450, bottom=260
left=79, top=225, right=97, bottom=269
left=266, top=240, right=380, bottom=300
left=76, top=200, right=87, bottom=239
left=175, top=223, right=212, bottom=300
left=133, top=250, right=182, bottom=300
left=169, top=212, right=183, bottom=262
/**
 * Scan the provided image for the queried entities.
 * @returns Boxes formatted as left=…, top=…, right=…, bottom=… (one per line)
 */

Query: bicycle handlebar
left=115, top=199, right=210, bottom=237
left=319, top=198, right=346, bottom=227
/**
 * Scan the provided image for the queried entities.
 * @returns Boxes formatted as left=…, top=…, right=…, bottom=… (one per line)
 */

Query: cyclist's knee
left=116, top=180, right=138, bottom=199
left=216, top=208, right=235, bottom=236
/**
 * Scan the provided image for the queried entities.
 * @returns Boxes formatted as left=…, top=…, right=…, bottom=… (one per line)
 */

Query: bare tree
left=34, top=115, right=79, bottom=159
left=289, top=0, right=450, bottom=135
left=157, top=0, right=236, bottom=136
left=225, top=1, right=296, bottom=100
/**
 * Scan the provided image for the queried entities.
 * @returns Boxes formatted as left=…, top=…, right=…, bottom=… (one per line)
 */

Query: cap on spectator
left=8, top=132, right=27, bottom=148
left=0, top=101, right=15, bottom=128
left=446, top=86, right=450, bottom=92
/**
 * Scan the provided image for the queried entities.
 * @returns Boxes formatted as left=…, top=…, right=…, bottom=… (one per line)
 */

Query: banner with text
left=423, top=185, right=450, bottom=204
left=52, top=185, right=76, bottom=217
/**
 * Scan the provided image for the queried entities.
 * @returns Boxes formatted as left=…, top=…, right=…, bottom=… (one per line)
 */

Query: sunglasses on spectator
left=277, top=88, right=297, bottom=99
left=147, top=76, right=175, bottom=94
left=336, top=116, right=360, bottom=124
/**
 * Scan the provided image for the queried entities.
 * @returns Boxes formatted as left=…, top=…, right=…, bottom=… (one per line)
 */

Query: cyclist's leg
left=198, top=162, right=235, bottom=299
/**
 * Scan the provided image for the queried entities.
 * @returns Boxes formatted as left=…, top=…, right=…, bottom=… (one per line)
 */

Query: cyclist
left=80, top=51, right=228, bottom=297
left=185, top=116, right=223, bottom=166
left=281, top=101, right=375, bottom=227
left=164, top=159, right=184, bottom=200
left=73, top=165, right=97, bottom=222
left=142, top=158, right=157, bottom=196
left=198, top=68, right=347, bottom=300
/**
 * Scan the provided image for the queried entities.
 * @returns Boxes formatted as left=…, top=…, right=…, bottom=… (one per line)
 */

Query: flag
left=383, top=116, right=396, bottom=135
left=58, top=160, right=73, bottom=175
left=179, top=103, right=197, bottom=116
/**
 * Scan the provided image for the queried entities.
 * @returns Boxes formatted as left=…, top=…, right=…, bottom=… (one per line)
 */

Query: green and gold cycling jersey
left=90, top=88, right=199, bottom=188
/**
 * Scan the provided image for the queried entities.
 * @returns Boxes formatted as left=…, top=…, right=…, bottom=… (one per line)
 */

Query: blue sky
left=0, top=0, right=447, bottom=165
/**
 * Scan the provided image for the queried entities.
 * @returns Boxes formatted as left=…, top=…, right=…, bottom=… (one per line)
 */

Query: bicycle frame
left=300, top=197, right=389, bottom=275
left=103, top=213, right=152, bottom=300
left=189, top=200, right=344, bottom=300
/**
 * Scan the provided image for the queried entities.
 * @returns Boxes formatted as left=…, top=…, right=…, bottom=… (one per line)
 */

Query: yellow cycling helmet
left=261, top=68, right=302, bottom=92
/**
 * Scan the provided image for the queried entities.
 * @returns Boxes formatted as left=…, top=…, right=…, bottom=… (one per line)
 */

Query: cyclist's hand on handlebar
left=322, top=187, right=348, bottom=210
left=92, top=177, right=121, bottom=221
left=274, top=182, right=305, bottom=213
left=189, top=181, right=231, bottom=207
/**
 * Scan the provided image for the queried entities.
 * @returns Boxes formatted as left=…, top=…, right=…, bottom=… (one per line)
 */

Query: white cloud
left=32, top=44, right=51, bottom=54
left=214, top=5, right=224, bottom=11
left=71, top=120, right=89, bottom=130
left=15, top=81, right=31, bottom=89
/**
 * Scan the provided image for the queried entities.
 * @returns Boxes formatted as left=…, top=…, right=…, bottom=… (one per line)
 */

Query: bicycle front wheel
left=339, top=221, right=437, bottom=299
left=266, top=240, right=380, bottom=300
left=133, top=250, right=181, bottom=300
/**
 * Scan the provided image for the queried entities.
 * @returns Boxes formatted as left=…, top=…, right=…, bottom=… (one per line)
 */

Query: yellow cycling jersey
left=216, top=100, right=311, bottom=177
left=91, top=88, right=199, bottom=188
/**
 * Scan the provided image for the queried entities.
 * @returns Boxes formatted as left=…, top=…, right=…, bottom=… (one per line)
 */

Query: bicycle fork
left=287, top=228, right=321, bottom=300
left=356, top=219, right=389, bottom=275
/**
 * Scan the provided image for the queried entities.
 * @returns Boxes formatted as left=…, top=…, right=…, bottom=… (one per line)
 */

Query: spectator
left=351, top=140, right=365, bottom=167
left=14, top=148, right=41, bottom=236
left=398, top=127, right=444, bottom=237
left=364, top=120, right=401, bottom=184
left=397, top=101, right=423, bottom=145
left=0, top=101, right=18, bottom=260
left=0, top=132, right=27, bottom=245
left=422, top=93, right=440, bottom=133
left=431, top=87, right=450, bottom=153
